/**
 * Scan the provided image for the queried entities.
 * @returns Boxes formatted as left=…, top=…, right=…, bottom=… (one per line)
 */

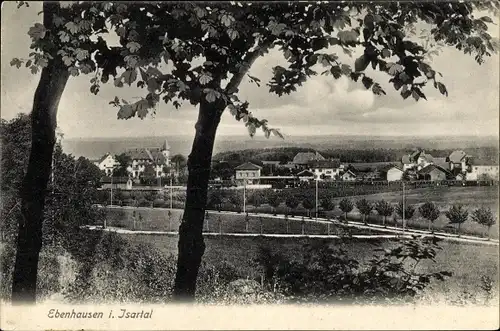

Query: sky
left=1, top=2, right=499, bottom=139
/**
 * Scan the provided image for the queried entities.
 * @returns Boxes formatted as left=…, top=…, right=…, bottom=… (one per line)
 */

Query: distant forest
left=213, top=146, right=499, bottom=165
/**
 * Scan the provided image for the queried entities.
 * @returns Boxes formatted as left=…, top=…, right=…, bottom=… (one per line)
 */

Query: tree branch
left=224, top=40, right=273, bottom=94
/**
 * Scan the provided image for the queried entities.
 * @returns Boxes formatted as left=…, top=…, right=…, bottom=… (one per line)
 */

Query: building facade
left=94, top=153, right=119, bottom=176
left=417, top=165, right=449, bottom=181
left=235, top=162, right=262, bottom=185
left=126, top=139, right=171, bottom=178
left=466, top=161, right=499, bottom=181
left=309, top=159, right=342, bottom=180
left=386, top=166, right=404, bottom=182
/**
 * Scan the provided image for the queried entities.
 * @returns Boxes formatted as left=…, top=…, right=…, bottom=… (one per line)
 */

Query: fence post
left=327, top=222, right=330, bottom=235
left=219, top=217, right=222, bottom=235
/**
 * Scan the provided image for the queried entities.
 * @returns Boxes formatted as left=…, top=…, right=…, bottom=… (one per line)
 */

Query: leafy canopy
left=419, top=201, right=441, bottom=222
left=471, top=206, right=496, bottom=227
left=12, top=1, right=500, bottom=137
left=445, top=204, right=469, bottom=225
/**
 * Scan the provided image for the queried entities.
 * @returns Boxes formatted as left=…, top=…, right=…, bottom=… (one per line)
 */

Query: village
left=92, top=139, right=499, bottom=190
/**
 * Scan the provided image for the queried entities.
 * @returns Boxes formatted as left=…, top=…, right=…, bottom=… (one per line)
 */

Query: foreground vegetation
left=3, top=229, right=497, bottom=306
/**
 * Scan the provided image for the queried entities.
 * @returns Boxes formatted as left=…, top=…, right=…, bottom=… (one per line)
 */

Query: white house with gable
left=94, top=153, right=119, bottom=176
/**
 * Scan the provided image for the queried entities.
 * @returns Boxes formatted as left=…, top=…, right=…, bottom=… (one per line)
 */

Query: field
left=123, top=233, right=499, bottom=303
left=105, top=185, right=499, bottom=238
left=104, top=207, right=385, bottom=236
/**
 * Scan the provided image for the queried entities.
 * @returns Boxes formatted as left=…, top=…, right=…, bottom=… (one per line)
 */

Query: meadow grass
left=123, top=233, right=499, bottom=303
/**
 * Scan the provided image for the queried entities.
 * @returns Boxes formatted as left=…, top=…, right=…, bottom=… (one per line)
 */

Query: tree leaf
left=401, top=89, right=412, bottom=99
left=220, top=14, right=235, bottom=27
left=10, top=58, right=23, bottom=68
left=227, top=29, right=239, bottom=40
left=65, top=21, right=79, bottom=35
left=204, top=89, right=219, bottom=103
left=146, top=78, right=160, bottom=92
left=361, top=76, right=373, bottom=89
left=58, top=31, right=70, bottom=43
left=62, top=55, right=74, bottom=67
left=28, top=23, right=46, bottom=41
left=68, top=67, right=79, bottom=76
left=122, top=69, right=138, bottom=86
left=381, top=48, right=391, bottom=58
left=114, top=77, right=124, bottom=88
left=75, top=49, right=89, bottom=61
left=437, top=82, right=448, bottom=96
left=117, top=104, right=135, bottom=119
left=199, top=73, right=213, bottom=85
left=127, top=42, right=142, bottom=53
left=411, top=89, right=420, bottom=101
left=134, top=99, right=150, bottom=119
left=354, top=54, right=369, bottom=72
left=340, top=64, right=351, bottom=75
left=387, top=63, right=404, bottom=76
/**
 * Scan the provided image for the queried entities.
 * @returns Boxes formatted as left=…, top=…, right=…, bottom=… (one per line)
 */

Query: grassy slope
left=124, top=234, right=499, bottom=302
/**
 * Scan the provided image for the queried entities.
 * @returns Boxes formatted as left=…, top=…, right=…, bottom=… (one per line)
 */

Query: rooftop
left=235, top=162, right=262, bottom=171
left=293, top=152, right=325, bottom=164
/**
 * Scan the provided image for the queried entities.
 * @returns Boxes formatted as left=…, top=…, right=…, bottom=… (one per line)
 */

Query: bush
left=253, top=236, right=452, bottom=304
left=153, top=198, right=166, bottom=208
left=137, top=198, right=151, bottom=207
left=64, top=232, right=176, bottom=303
left=122, top=199, right=137, bottom=207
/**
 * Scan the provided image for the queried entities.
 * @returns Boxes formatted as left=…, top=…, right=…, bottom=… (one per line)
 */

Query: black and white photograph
left=1, top=1, right=499, bottom=329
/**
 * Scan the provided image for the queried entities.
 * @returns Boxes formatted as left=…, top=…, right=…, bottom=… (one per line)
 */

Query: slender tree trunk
left=173, top=99, right=223, bottom=301
left=11, top=57, right=69, bottom=302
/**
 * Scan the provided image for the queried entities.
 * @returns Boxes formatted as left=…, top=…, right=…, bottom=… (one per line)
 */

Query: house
left=417, top=164, right=449, bottom=181
left=292, top=151, right=325, bottom=168
left=93, top=153, right=119, bottom=176
left=401, top=150, right=434, bottom=171
left=447, top=150, right=472, bottom=174
left=433, top=157, right=449, bottom=170
left=296, top=169, right=315, bottom=182
left=235, top=162, right=262, bottom=185
left=386, top=166, right=404, bottom=182
left=308, top=159, right=341, bottom=180
left=125, top=139, right=171, bottom=178
left=341, top=169, right=357, bottom=181
left=466, top=159, right=499, bottom=181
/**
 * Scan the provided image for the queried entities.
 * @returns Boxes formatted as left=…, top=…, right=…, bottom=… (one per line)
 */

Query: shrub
left=153, top=198, right=166, bottom=208
left=64, top=232, right=176, bottom=303
left=338, top=198, right=354, bottom=222
left=137, top=198, right=151, bottom=207
left=253, top=236, right=452, bottom=304
left=356, top=199, right=373, bottom=224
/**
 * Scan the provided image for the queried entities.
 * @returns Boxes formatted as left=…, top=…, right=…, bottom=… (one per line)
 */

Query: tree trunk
left=173, top=99, right=223, bottom=301
left=11, top=59, right=69, bottom=303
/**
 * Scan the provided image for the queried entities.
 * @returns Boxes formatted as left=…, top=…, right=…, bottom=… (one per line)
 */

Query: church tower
left=161, top=138, right=170, bottom=165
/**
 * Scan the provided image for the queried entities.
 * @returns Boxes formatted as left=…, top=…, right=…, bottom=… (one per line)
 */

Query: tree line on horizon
left=212, top=146, right=499, bottom=165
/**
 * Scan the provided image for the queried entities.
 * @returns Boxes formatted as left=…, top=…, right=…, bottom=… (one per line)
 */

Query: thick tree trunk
left=173, top=100, right=223, bottom=301
left=11, top=61, right=69, bottom=304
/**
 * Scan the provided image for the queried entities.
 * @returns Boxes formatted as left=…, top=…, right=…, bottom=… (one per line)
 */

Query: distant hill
left=62, top=134, right=499, bottom=160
